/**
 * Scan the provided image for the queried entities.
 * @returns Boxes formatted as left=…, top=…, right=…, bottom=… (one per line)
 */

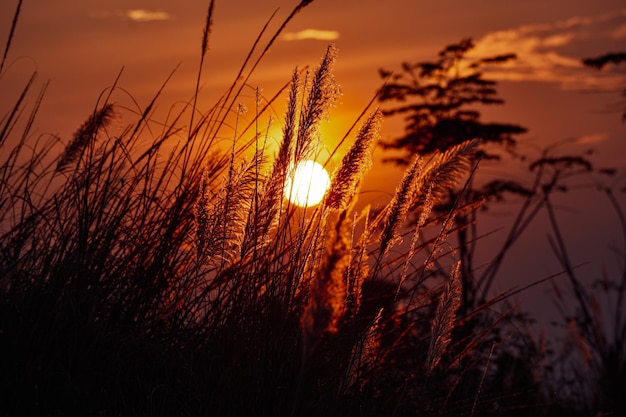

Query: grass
left=1, top=1, right=624, bottom=416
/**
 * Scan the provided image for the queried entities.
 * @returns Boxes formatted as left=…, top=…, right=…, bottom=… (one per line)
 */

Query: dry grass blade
left=0, top=0, right=22, bottom=75
left=195, top=166, right=213, bottom=261
left=301, top=208, right=351, bottom=356
left=258, top=0, right=315, bottom=59
left=471, top=341, right=496, bottom=417
left=345, top=205, right=371, bottom=318
left=206, top=0, right=315, bottom=148
left=426, top=261, right=462, bottom=375
left=0, top=71, right=36, bottom=148
left=345, top=307, right=382, bottom=390
left=397, top=185, right=433, bottom=299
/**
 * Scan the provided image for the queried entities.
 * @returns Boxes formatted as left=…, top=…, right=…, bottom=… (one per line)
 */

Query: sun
left=284, top=160, right=331, bottom=207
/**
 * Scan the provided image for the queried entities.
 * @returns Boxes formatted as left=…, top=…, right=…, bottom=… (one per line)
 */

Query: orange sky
left=2, top=1, right=625, bottom=176
left=2, top=1, right=624, bottom=146
left=1, top=0, right=626, bottom=320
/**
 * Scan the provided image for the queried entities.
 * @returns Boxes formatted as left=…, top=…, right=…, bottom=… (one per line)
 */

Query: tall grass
left=1, top=1, right=607, bottom=416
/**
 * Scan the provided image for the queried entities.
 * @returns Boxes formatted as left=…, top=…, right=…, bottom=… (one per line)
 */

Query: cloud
left=126, top=9, right=170, bottom=22
left=282, top=29, right=340, bottom=41
left=576, top=132, right=609, bottom=145
left=612, top=24, right=626, bottom=39
left=468, top=8, right=626, bottom=91
left=89, top=9, right=170, bottom=22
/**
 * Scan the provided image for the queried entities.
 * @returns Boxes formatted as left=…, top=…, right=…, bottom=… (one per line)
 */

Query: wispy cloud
left=126, top=10, right=170, bottom=22
left=89, top=9, right=170, bottom=23
left=612, top=23, right=626, bottom=39
left=468, top=8, right=626, bottom=91
left=282, top=29, right=340, bottom=41
left=577, top=132, right=609, bottom=145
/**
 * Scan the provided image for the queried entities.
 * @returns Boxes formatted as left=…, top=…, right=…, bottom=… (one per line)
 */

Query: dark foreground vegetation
left=1, top=1, right=625, bottom=416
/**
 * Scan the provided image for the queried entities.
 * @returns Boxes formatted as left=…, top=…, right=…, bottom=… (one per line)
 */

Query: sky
left=1, top=0, right=626, bottom=328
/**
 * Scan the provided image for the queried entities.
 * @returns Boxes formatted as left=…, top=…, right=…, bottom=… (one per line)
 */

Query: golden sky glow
left=1, top=0, right=624, bottom=208
left=2, top=1, right=624, bottom=156
left=1, top=0, right=625, bottom=324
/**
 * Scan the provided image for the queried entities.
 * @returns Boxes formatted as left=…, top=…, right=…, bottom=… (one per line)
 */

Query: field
left=1, top=1, right=624, bottom=416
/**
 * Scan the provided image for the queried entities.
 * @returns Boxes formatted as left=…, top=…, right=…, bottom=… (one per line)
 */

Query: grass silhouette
left=1, top=1, right=624, bottom=416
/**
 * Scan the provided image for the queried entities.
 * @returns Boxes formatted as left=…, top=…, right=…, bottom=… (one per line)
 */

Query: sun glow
left=285, top=160, right=331, bottom=207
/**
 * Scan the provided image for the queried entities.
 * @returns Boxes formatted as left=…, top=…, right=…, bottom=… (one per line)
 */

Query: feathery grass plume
left=346, top=205, right=371, bottom=318
left=426, top=261, right=462, bottom=375
left=345, top=307, right=383, bottom=390
left=247, top=69, right=299, bottom=245
left=194, top=154, right=258, bottom=267
left=281, top=68, right=300, bottom=164
left=301, top=207, right=351, bottom=356
left=195, top=165, right=212, bottom=261
left=416, top=139, right=478, bottom=206
left=189, top=0, right=216, bottom=140
left=56, top=103, right=115, bottom=172
left=417, top=141, right=478, bottom=276
left=201, top=0, right=215, bottom=57
left=378, top=154, right=422, bottom=259
left=421, top=205, right=458, bottom=280
left=325, top=110, right=381, bottom=210
left=239, top=124, right=270, bottom=259
left=397, top=185, right=434, bottom=299
left=294, top=44, right=340, bottom=163
left=218, top=103, right=246, bottom=263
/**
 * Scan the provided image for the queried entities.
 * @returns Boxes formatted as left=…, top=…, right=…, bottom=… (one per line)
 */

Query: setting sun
left=284, top=160, right=331, bottom=207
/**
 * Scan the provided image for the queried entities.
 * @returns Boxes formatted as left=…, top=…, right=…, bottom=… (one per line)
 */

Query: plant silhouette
left=378, top=38, right=526, bottom=164
left=583, top=51, right=626, bottom=122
